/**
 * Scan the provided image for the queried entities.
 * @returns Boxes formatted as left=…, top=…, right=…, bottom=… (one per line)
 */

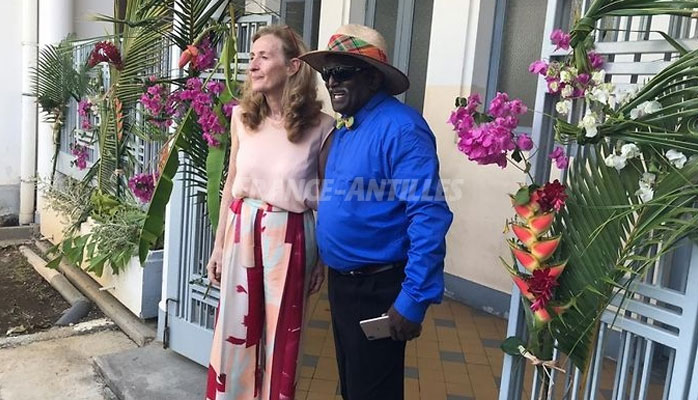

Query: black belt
left=335, top=261, right=406, bottom=277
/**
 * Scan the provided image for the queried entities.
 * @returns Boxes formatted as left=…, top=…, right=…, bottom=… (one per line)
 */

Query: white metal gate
left=157, top=14, right=275, bottom=367
left=499, top=1, right=698, bottom=399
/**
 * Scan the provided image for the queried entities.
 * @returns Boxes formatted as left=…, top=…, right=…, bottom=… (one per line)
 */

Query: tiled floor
left=298, top=284, right=507, bottom=400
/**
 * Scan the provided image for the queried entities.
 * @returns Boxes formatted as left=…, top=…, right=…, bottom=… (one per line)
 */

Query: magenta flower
left=128, top=172, right=158, bottom=203
left=550, top=29, right=571, bottom=51
left=78, top=100, right=92, bottom=130
left=516, top=134, right=534, bottom=151
left=207, top=81, right=225, bottom=95
left=549, top=147, right=569, bottom=169
left=223, top=100, right=238, bottom=118
left=528, top=60, right=549, bottom=75
left=191, top=37, right=216, bottom=71
left=70, top=144, right=88, bottom=170
left=587, top=51, right=604, bottom=70
left=488, top=92, right=510, bottom=118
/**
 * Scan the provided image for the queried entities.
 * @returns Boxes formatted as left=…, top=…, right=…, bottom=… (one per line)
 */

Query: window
left=487, top=0, right=547, bottom=128
left=280, top=0, right=321, bottom=50
left=365, top=0, right=434, bottom=112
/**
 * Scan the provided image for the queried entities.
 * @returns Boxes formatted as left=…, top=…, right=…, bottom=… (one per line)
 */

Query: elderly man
left=300, top=24, right=453, bottom=400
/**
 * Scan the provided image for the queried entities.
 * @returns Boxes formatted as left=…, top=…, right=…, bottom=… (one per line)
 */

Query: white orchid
left=560, top=70, right=573, bottom=83
left=603, top=143, right=640, bottom=171
left=578, top=110, right=599, bottom=137
left=635, top=172, right=656, bottom=203
left=604, top=154, right=627, bottom=170
left=589, top=84, right=616, bottom=108
left=555, top=100, right=572, bottom=115
left=665, top=149, right=687, bottom=169
left=591, top=70, right=606, bottom=85
left=561, top=85, right=574, bottom=98
left=616, top=84, right=641, bottom=106
left=630, top=100, right=662, bottom=120
left=620, top=143, right=641, bottom=159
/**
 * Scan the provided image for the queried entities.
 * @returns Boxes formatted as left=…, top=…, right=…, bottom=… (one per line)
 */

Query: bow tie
left=335, top=115, right=355, bottom=130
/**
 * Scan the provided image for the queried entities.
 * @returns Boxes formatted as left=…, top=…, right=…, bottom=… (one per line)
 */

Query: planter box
left=40, top=207, right=163, bottom=319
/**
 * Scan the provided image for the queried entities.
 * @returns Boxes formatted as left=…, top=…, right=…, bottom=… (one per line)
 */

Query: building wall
left=0, top=0, right=24, bottom=217
left=73, top=0, right=113, bottom=39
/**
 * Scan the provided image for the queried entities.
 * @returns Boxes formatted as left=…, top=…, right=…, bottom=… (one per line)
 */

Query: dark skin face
left=323, top=55, right=384, bottom=116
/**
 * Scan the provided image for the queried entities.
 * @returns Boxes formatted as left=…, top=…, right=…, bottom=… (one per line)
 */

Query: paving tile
left=308, top=319, right=330, bottom=329
left=405, top=366, right=420, bottom=379
left=481, top=338, right=502, bottom=348
left=446, top=380, right=474, bottom=398
left=314, top=356, right=338, bottom=380
left=446, top=395, right=474, bottom=400
left=319, top=292, right=328, bottom=300
left=440, top=351, right=466, bottom=364
left=302, top=354, right=318, bottom=368
left=308, top=378, right=338, bottom=395
left=434, top=318, right=457, bottom=328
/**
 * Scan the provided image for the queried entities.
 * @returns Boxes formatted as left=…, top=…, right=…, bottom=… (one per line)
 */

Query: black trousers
left=328, top=266, right=407, bottom=400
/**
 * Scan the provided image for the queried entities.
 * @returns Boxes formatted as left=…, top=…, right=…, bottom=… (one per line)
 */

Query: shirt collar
left=339, top=91, right=390, bottom=130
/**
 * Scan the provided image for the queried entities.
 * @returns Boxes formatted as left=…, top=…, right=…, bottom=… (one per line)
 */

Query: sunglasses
left=320, top=66, right=364, bottom=82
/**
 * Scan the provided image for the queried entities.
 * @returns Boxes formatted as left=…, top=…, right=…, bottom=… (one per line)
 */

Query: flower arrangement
left=449, top=2, right=698, bottom=394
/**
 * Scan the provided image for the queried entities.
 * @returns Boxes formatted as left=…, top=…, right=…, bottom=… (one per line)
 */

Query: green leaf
left=513, top=186, right=531, bottom=206
left=501, top=337, right=527, bottom=357
left=45, top=256, right=63, bottom=270
left=206, top=142, right=226, bottom=231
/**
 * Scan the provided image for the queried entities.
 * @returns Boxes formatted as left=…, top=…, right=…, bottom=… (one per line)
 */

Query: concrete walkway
left=0, top=329, right=135, bottom=400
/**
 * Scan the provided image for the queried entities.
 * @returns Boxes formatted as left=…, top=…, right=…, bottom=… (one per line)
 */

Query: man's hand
left=387, top=304, right=422, bottom=341
left=206, top=247, right=223, bottom=285
left=308, top=259, right=326, bottom=295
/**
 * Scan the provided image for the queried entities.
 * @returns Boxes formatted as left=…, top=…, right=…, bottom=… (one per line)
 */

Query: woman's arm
left=207, top=114, right=240, bottom=284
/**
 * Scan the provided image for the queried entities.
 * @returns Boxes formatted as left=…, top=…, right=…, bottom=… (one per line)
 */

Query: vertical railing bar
left=570, top=365, right=581, bottom=400
left=661, top=350, right=675, bottom=400
left=637, top=340, right=654, bottom=400
left=610, top=331, right=628, bottom=400
left=628, top=336, right=643, bottom=400
left=547, top=341, right=561, bottom=399
left=532, top=365, right=542, bottom=400
left=587, top=323, right=607, bottom=400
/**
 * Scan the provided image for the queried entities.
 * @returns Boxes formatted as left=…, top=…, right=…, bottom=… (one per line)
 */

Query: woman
left=205, top=25, right=334, bottom=400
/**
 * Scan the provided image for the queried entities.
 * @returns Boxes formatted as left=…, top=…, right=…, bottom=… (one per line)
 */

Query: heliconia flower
left=537, top=180, right=568, bottom=212
left=178, top=45, right=199, bottom=69
left=513, top=203, right=536, bottom=220
left=550, top=29, right=571, bottom=51
left=511, top=224, right=537, bottom=247
left=528, top=212, right=555, bottom=236
left=512, top=275, right=536, bottom=302
left=546, top=261, right=568, bottom=279
left=534, top=308, right=552, bottom=325
left=509, top=242, right=540, bottom=272
left=88, top=41, right=123, bottom=70
left=530, top=236, right=561, bottom=261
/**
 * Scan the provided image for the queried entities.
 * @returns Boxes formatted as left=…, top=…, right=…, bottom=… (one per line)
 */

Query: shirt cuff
left=394, top=290, right=428, bottom=323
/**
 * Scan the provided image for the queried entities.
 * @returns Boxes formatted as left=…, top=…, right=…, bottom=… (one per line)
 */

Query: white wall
left=73, top=0, right=113, bottom=39
left=0, top=0, right=24, bottom=216
left=423, top=0, right=521, bottom=294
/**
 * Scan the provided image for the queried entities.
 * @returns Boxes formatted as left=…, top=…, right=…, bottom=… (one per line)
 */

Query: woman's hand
left=206, top=247, right=224, bottom=285
left=308, top=259, right=326, bottom=295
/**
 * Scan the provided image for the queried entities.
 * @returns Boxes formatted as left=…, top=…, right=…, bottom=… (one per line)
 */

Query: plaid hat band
left=327, top=34, right=388, bottom=63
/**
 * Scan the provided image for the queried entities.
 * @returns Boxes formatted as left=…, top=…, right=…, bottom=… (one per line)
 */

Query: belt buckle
left=347, top=269, right=361, bottom=276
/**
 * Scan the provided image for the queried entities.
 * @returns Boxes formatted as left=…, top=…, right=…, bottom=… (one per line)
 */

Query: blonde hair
left=239, top=25, right=322, bottom=142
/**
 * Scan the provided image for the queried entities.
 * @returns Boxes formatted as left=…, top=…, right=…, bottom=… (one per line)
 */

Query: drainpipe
left=36, top=0, right=73, bottom=219
left=20, top=0, right=39, bottom=225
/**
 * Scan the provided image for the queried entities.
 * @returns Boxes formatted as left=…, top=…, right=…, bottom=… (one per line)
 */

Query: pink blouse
left=231, top=107, right=335, bottom=213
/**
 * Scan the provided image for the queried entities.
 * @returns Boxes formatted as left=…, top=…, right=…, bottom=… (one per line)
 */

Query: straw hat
left=299, top=24, right=410, bottom=95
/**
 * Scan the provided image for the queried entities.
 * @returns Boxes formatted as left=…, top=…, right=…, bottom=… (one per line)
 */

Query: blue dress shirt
left=317, top=91, right=453, bottom=323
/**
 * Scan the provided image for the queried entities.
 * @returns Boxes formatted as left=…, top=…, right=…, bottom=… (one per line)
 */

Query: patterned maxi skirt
left=206, top=198, right=317, bottom=400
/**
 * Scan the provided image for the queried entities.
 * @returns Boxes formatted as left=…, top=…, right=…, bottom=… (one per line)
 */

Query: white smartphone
left=359, top=314, right=391, bottom=340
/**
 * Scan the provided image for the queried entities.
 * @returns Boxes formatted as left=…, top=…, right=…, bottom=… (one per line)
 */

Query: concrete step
left=94, top=343, right=207, bottom=400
